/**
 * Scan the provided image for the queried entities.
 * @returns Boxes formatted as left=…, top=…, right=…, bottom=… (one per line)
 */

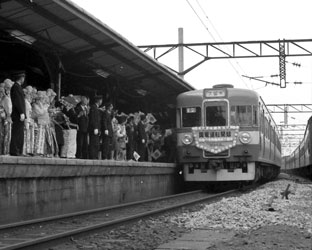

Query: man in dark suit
left=10, top=71, right=26, bottom=156
left=88, top=95, right=102, bottom=159
left=75, top=96, right=89, bottom=159
left=137, top=114, right=147, bottom=162
left=101, top=102, right=114, bottom=159
left=126, top=115, right=135, bottom=160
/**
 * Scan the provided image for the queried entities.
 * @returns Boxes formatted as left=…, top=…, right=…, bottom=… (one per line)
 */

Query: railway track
left=0, top=189, right=238, bottom=250
left=278, top=172, right=312, bottom=184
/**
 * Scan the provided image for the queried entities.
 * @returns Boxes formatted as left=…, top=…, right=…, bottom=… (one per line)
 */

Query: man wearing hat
left=75, top=96, right=89, bottom=159
left=126, top=114, right=137, bottom=160
left=137, top=114, right=148, bottom=162
left=10, top=71, right=26, bottom=156
left=101, top=102, right=114, bottom=160
left=88, top=95, right=102, bottom=159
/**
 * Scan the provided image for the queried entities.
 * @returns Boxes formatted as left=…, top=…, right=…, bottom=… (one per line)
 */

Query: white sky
left=72, top=0, right=312, bottom=129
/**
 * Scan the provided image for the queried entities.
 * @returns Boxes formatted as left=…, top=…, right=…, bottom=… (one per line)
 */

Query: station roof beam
left=0, top=0, right=194, bottom=110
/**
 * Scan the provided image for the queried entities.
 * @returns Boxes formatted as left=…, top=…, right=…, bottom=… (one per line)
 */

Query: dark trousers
left=10, top=120, right=24, bottom=156
left=137, top=142, right=146, bottom=162
left=89, top=134, right=99, bottom=159
left=102, top=136, right=112, bottom=159
left=76, top=131, right=88, bottom=159
left=126, top=142, right=134, bottom=160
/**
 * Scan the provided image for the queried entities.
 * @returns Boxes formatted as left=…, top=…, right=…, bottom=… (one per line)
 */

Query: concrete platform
left=0, top=156, right=181, bottom=225
left=0, top=156, right=175, bottom=178
left=155, top=228, right=235, bottom=250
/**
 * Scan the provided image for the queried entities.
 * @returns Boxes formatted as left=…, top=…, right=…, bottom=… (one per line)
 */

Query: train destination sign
left=204, top=89, right=226, bottom=98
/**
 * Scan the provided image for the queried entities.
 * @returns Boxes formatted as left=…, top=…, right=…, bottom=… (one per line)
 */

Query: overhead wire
left=185, top=0, right=217, bottom=42
left=196, top=0, right=251, bottom=89
left=195, top=0, right=223, bottom=44
left=193, top=0, right=308, bottom=90
left=186, top=0, right=251, bottom=89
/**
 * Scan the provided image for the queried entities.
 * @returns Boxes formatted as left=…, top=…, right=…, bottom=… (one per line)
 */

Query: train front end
left=176, top=85, right=260, bottom=183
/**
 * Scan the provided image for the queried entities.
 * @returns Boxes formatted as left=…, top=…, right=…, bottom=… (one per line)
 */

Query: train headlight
left=181, top=134, right=193, bottom=145
left=239, top=132, right=252, bottom=144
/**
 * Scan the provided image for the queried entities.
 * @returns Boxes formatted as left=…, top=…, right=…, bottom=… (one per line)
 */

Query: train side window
left=176, top=108, right=181, bottom=128
left=237, top=105, right=252, bottom=126
left=273, top=130, right=277, bottom=146
left=265, top=119, right=269, bottom=138
left=253, top=105, right=258, bottom=126
left=231, top=105, right=253, bottom=126
left=182, top=107, right=201, bottom=127
left=262, top=110, right=265, bottom=134
left=300, top=145, right=304, bottom=157
left=230, top=106, right=237, bottom=125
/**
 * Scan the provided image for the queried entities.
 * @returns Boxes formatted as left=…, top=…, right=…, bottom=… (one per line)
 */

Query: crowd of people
left=0, top=71, right=176, bottom=162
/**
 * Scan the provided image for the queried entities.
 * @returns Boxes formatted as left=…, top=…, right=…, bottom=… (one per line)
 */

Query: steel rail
left=0, top=190, right=202, bottom=231
left=0, top=189, right=237, bottom=250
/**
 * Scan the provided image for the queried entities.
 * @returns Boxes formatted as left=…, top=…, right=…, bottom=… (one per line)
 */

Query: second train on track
left=283, top=116, right=312, bottom=180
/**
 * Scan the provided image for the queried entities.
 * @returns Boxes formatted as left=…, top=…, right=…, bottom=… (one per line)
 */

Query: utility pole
left=178, top=28, right=184, bottom=79
left=284, top=104, right=288, bottom=126
left=57, top=60, right=62, bottom=100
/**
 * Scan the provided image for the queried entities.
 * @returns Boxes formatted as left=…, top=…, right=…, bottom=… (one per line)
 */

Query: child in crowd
left=116, top=113, right=128, bottom=161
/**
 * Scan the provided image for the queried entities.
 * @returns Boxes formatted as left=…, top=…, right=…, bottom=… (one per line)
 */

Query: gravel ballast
left=52, top=178, right=312, bottom=250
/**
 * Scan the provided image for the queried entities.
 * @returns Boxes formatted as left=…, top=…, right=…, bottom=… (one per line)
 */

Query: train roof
left=177, top=86, right=260, bottom=106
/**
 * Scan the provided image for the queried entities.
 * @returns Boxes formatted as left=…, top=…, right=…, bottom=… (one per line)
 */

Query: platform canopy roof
left=0, top=0, right=194, bottom=102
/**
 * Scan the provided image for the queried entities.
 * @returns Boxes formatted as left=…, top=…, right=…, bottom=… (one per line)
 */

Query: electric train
left=283, top=116, right=312, bottom=180
left=176, top=84, right=281, bottom=186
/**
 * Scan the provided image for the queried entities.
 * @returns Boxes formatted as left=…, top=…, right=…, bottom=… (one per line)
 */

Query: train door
left=258, top=104, right=263, bottom=153
left=307, top=120, right=312, bottom=172
left=268, top=119, right=272, bottom=160
left=262, top=108, right=265, bottom=157
left=273, top=129, right=276, bottom=161
left=308, top=127, right=312, bottom=176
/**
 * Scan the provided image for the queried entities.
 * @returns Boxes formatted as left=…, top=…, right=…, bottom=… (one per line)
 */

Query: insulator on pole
left=279, top=40, right=286, bottom=88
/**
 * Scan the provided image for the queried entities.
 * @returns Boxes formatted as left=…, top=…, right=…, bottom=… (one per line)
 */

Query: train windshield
left=182, top=107, right=201, bottom=127
left=205, top=102, right=227, bottom=126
